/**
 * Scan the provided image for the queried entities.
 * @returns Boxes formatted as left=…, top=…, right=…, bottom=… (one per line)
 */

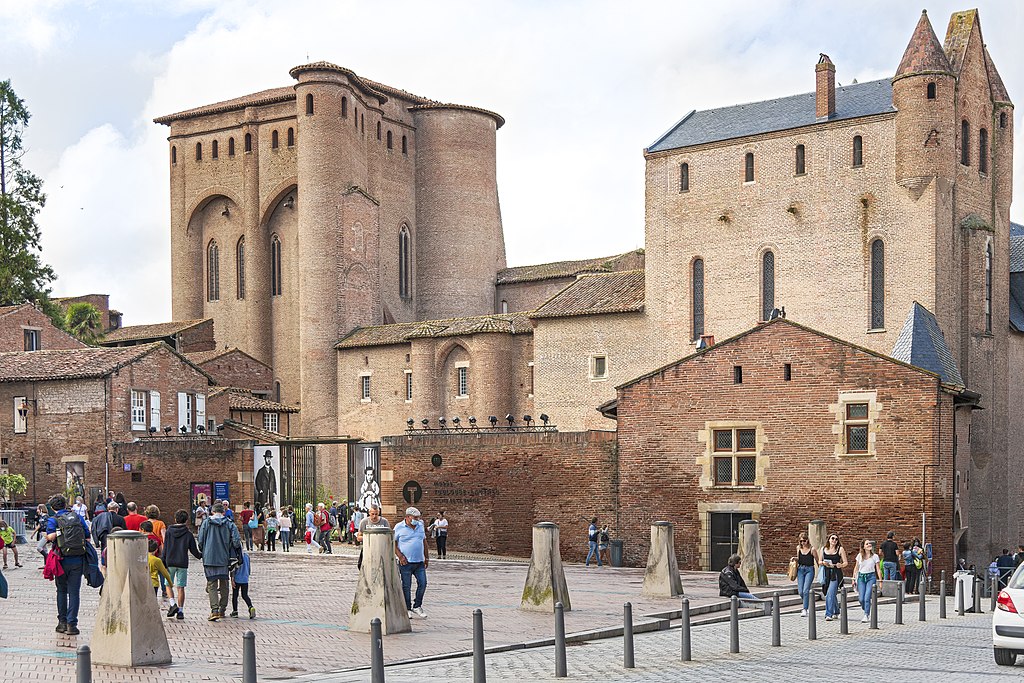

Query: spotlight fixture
left=216, top=424, right=225, bottom=433
left=421, top=418, right=430, bottom=429
left=468, top=416, right=478, bottom=427
left=407, top=418, right=415, bottom=429
left=180, top=425, right=188, bottom=434
left=197, top=424, right=206, bottom=435
left=505, top=413, right=515, bottom=427
left=488, top=415, right=498, bottom=427
left=163, top=426, right=172, bottom=434
left=148, top=426, right=157, bottom=436
left=438, top=417, right=447, bottom=428
left=283, top=196, right=294, bottom=209
left=452, top=417, right=461, bottom=428
left=540, top=414, right=550, bottom=426
left=523, top=415, right=533, bottom=426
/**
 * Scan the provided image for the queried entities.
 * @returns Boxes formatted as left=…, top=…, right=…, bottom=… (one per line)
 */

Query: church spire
left=894, top=10, right=952, bottom=82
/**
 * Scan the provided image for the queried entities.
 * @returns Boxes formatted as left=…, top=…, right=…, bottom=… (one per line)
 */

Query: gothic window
left=271, top=235, right=282, bottom=296
left=228, top=137, right=235, bottom=156
left=212, top=139, right=218, bottom=159
left=398, top=225, right=411, bottom=299
left=342, top=96, right=348, bottom=118
left=287, top=128, right=294, bottom=147
left=761, top=250, right=775, bottom=321
left=1000, top=112, right=1007, bottom=129
left=979, top=128, right=988, bottom=174
left=361, top=113, right=365, bottom=133
left=679, top=163, right=689, bottom=192
left=244, top=133, right=252, bottom=152
left=171, top=146, right=176, bottom=164
left=354, top=106, right=358, bottom=127
left=377, top=121, right=382, bottom=140
left=870, top=239, right=884, bottom=329
left=236, top=236, right=246, bottom=300
left=207, top=240, right=220, bottom=301
left=402, top=135, right=408, bottom=154
left=692, top=258, right=705, bottom=341
left=306, top=93, right=314, bottom=115
left=387, top=131, right=393, bottom=149
left=985, top=242, right=992, bottom=333
left=961, top=120, right=970, bottom=165
left=927, top=82, right=936, bottom=99
left=795, top=144, right=805, bottom=175
left=853, top=136, right=863, bottom=167
left=271, top=130, right=279, bottom=149
left=195, top=142, right=202, bottom=161
left=744, top=152, right=754, bottom=182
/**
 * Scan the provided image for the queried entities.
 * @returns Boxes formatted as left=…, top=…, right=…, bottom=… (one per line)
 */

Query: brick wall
left=196, top=349, right=273, bottom=393
left=178, top=319, right=215, bottom=354
left=0, top=304, right=86, bottom=352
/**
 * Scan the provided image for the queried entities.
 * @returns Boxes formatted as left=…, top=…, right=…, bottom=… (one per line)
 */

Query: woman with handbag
left=854, top=539, right=883, bottom=622
left=791, top=532, right=818, bottom=617
left=819, top=534, right=848, bottom=622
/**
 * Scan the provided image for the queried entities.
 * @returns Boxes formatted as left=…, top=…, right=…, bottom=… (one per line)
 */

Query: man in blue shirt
left=45, top=495, right=90, bottom=635
left=394, top=506, right=429, bottom=618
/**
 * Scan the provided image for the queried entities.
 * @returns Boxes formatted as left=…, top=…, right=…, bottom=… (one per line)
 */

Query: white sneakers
left=800, top=609, right=807, bottom=617
left=861, top=615, right=870, bottom=623
left=413, top=606, right=427, bottom=618
left=408, top=610, right=415, bottom=619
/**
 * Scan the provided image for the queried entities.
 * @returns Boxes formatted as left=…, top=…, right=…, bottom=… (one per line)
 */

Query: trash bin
left=610, top=539, right=624, bottom=567
left=954, top=570, right=975, bottom=612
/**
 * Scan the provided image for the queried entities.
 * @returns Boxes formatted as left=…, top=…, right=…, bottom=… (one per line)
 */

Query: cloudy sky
left=3, top=0, right=1021, bottom=325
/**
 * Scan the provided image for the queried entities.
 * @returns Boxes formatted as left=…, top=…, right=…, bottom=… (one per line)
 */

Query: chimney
left=816, top=53, right=836, bottom=120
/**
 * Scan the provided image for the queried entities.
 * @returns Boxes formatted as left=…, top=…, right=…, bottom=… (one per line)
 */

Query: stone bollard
left=807, top=520, right=828, bottom=557
left=737, top=520, right=768, bottom=587
left=642, top=521, right=684, bottom=598
left=90, top=530, right=171, bottom=666
left=350, top=527, right=411, bottom=634
left=521, top=522, right=571, bottom=612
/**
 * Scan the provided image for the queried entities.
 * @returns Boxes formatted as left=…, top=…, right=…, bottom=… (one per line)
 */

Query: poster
left=214, top=482, right=230, bottom=502
left=191, top=483, right=213, bottom=511
left=253, top=445, right=280, bottom=513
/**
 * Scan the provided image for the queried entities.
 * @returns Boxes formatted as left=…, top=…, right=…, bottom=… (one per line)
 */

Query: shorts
left=167, top=566, right=188, bottom=588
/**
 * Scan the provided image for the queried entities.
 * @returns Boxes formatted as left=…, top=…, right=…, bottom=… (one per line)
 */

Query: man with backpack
left=44, top=494, right=90, bottom=635
left=315, top=503, right=333, bottom=554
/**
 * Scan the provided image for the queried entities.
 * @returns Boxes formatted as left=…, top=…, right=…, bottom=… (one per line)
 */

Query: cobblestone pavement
left=0, top=545, right=766, bottom=681
left=318, top=605, right=1017, bottom=682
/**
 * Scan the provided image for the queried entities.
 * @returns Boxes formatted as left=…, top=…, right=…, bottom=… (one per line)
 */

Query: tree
left=0, top=473, right=28, bottom=508
left=65, top=301, right=102, bottom=344
left=0, top=80, right=55, bottom=307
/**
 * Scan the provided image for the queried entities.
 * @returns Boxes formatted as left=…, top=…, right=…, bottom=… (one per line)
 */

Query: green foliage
left=65, top=301, right=102, bottom=344
left=0, top=473, right=28, bottom=506
left=291, top=484, right=336, bottom=511
left=0, top=79, right=55, bottom=307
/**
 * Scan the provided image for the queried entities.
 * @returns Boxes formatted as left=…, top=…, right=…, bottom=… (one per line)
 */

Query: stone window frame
left=263, top=412, right=279, bottom=433
left=829, top=390, right=881, bottom=458
left=404, top=369, right=413, bottom=403
left=589, top=354, right=608, bottom=381
left=359, top=372, right=372, bottom=403
left=455, top=362, right=469, bottom=399
left=869, top=237, right=885, bottom=331
left=696, top=420, right=768, bottom=490
left=696, top=501, right=762, bottom=571
left=852, top=135, right=864, bottom=168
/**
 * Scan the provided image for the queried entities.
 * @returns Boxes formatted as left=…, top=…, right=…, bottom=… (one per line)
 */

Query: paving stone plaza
left=0, top=545, right=1015, bottom=681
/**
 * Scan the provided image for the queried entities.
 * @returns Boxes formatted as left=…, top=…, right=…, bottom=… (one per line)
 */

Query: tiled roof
left=223, top=419, right=284, bottom=444
left=336, top=313, right=533, bottom=349
left=0, top=303, right=28, bottom=319
left=154, top=87, right=295, bottom=124
left=185, top=347, right=270, bottom=368
left=102, top=319, right=208, bottom=344
left=214, top=388, right=298, bottom=413
left=647, top=79, right=895, bottom=153
left=0, top=344, right=161, bottom=382
left=984, top=47, right=1011, bottom=104
left=943, top=10, right=978, bottom=76
left=890, top=302, right=964, bottom=387
left=497, top=251, right=644, bottom=285
left=894, top=11, right=952, bottom=81
left=531, top=270, right=645, bottom=319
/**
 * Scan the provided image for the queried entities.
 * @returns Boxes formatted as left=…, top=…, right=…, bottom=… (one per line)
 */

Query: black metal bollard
left=76, top=645, right=91, bottom=683
left=681, top=597, right=692, bottom=662
left=957, top=574, right=965, bottom=616
left=991, top=575, right=999, bottom=612
left=974, top=577, right=983, bottom=614
left=772, top=593, right=781, bottom=647
left=243, top=631, right=256, bottom=683
left=919, top=573, right=927, bottom=621
left=473, top=609, right=486, bottom=683
left=940, top=571, right=947, bottom=619
left=840, top=588, right=849, bottom=634
left=623, top=602, right=635, bottom=669
left=809, top=587, right=817, bottom=636
left=554, top=602, right=567, bottom=678
left=729, top=595, right=740, bottom=654
left=370, top=618, right=385, bottom=683
left=896, top=582, right=904, bottom=624
left=869, top=584, right=879, bottom=630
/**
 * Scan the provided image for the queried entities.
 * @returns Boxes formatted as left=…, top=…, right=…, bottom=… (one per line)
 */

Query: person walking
left=91, top=501, right=126, bottom=551
left=585, top=517, right=601, bottom=567
left=719, top=554, right=758, bottom=600
left=598, top=524, right=611, bottom=566
left=394, top=506, right=429, bottom=618
left=429, top=511, right=449, bottom=559
left=1014, top=545, right=1024, bottom=568
left=820, top=534, right=848, bottom=622
left=278, top=509, right=291, bottom=552
left=0, top=520, right=21, bottom=569
left=794, top=532, right=818, bottom=616
left=123, top=502, right=147, bottom=531
left=147, top=539, right=172, bottom=597
left=72, top=496, right=89, bottom=521
left=316, top=503, right=333, bottom=554
left=879, top=531, right=900, bottom=581
left=34, top=503, right=50, bottom=561
left=197, top=502, right=241, bottom=621
left=854, top=539, right=882, bottom=622
left=229, top=551, right=256, bottom=619
left=164, top=509, right=202, bottom=620
left=304, top=503, right=320, bottom=554
left=254, top=505, right=267, bottom=551
left=902, top=542, right=919, bottom=594
left=145, top=505, right=168, bottom=598
left=240, top=502, right=255, bottom=551
left=996, top=549, right=1016, bottom=589
left=265, top=510, right=279, bottom=552
left=45, top=495, right=90, bottom=635
left=114, top=492, right=128, bottom=516
left=194, top=499, right=210, bottom=529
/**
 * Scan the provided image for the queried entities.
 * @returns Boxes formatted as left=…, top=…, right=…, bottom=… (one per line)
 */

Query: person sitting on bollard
left=719, top=554, right=760, bottom=603
left=794, top=532, right=819, bottom=617
left=854, top=539, right=883, bottom=623
left=820, top=534, right=849, bottom=622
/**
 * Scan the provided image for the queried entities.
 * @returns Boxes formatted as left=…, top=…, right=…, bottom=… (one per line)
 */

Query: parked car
left=993, top=561, right=1024, bottom=665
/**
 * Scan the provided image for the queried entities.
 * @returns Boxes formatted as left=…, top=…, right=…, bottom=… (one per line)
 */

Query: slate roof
left=209, top=387, right=298, bottom=413
left=1011, top=234, right=1024, bottom=332
left=336, top=313, right=532, bottom=349
left=496, top=250, right=644, bottom=285
left=531, top=270, right=645, bottom=319
left=647, top=79, right=895, bottom=153
left=102, top=319, right=209, bottom=344
left=0, top=344, right=161, bottom=382
left=890, top=302, right=964, bottom=388
left=894, top=11, right=952, bottom=81
left=1011, top=222, right=1023, bottom=237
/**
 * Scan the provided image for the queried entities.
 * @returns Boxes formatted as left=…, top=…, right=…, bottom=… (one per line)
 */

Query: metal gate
left=282, top=444, right=317, bottom=509
left=709, top=512, right=752, bottom=571
left=348, top=443, right=380, bottom=506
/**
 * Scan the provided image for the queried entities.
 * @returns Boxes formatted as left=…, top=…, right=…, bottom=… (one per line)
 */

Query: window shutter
left=196, top=393, right=206, bottom=432
left=149, top=391, right=161, bottom=431
left=177, top=392, right=188, bottom=431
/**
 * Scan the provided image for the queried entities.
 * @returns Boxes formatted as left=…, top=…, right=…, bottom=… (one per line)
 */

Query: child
left=148, top=539, right=171, bottom=597
left=265, top=511, right=279, bottom=552
left=0, top=520, right=21, bottom=569
left=163, top=509, right=202, bottom=620
left=230, top=551, right=256, bottom=619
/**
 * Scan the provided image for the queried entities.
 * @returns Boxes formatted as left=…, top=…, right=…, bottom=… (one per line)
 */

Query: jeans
left=904, top=565, right=919, bottom=594
left=207, top=577, right=229, bottom=614
left=736, top=591, right=758, bottom=600
left=857, top=573, right=877, bottom=616
left=55, top=561, right=84, bottom=626
left=318, top=529, right=333, bottom=553
left=243, top=525, right=253, bottom=551
left=882, top=561, right=898, bottom=581
left=280, top=529, right=290, bottom=551
left=232, top=582, right=252, bottom=612
left=825, top=578, right=840, bottom=618
left=796, top=565, right=815, bottom=610
left=399, top=561, right=427, bottom=610
left=436, top=533, right=447, bottom=558
left=586, top=540, right=601, bottom=566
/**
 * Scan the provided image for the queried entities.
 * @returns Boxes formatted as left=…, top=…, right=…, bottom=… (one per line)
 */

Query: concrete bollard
left=771, top=593, right=781, bottom=647
left=350, top=527, right=411, bottom=634
left=869, top=584, right=879, bottom=629
left=89, top=530, right=171, bottom=666
left=521, top=523, right=571, bottom=612
left=76, top=645, right=91, bottom=683
left=370, top=618, right=385, bottom=683
left=473, top=609, right=486, bottom=683
left=729, top=596, right=739, bottom=653
left=242, top=631, right=256, bottom=683
left=940, top=571, right=947, bottom=619
left=840, top=589, right=849, bottom=634
left=623, top=602, right=634, bottom=669
left=737, top=520, right=768, bottom=587
left=554, top=602, right=567, bottom=678
left=681, top=598, right=691, bottom=662
left=642, top=522, right=684, bottom=598
left=895, top=582, right=904, bottom=625
left=919, top=573, right=926, bottom=621
left=807, top=520, right=828, bottom=558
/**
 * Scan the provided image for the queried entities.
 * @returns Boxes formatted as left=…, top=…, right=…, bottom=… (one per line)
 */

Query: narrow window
left=211, top=139, right=218, bottom=159
left=244, top=133, right=252, bottom=152
left=402, top=135, right=408, bottom=154
left=795, top=144, right=805, bottom=175
left=360, top=375, right=371, bottom=401
left=691, top=258, right=704, bottom=340
left=927, top=82, right=936, bottom=99
left=171, top=146, right=177, bottom=164
left=305, top=93, right=314, bottom=115
left=387, top=131, right=393, bottom=149
left=207, top=240, right=220, bottom=301
left=398, top=226, right=411, bottom=298
left=985, top=242, right=992, bottom=332
left=377, top=121, right=382, bottom=140
left=361, top=113, right=365, bottom=133
left=501, top=300, right=508, bottom=314
left=733, top=365, right=743, bottom=384
left=354, top=106, right=358, bottom=127
left=783, top=363, right=792, bottom=381
left=405, top=371, right=413, bottom=401
left=274, top=381, right=281, bottom=403
left=457, top=366, right=468, bottom=397
left=744, top=152, right=754, bottom=182
left=852, top=135, right=863, bottom=167
left=287, top=127, right=294, bottom=147
left=591, top=355, right=608, bottom=379
left=528, top=362, right=535, bottom=396
left=13, top=397, right=28, bottom=433
left=270, top=235, right=282, bottom=296
left=845, top=403, right=869, bottom=454
left=342, top=96, right=348, bottom=118
left=1000, top=112, right=1007, bottom=129
left=679, top=162, right=689, bottom=192
left=228, top=137, right=235, bottom=156
left=961, top=120, right=970, bottom=165
left=979, top=128, right=988, bottom=174
left=761, top=250, right=775, bottom=321
left=131, top=390, right=147, bottom=431
left=236, top=236, right=246, bottom=300
left=271, top=130, right=279, bottom=149
left=23, top=329, right=40, bottom=351
left=195, top=142, right=202, bottom=161
left=870, top=239, right=885, bottom=329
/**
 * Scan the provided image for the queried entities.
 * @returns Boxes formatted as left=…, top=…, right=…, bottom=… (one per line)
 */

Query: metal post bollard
left=940, top=571, right=947, bottom=619
left=623, top=602, right=635, bottom=669
left=840, top=588, right=849, bottom=634
left=370, top=618, right=385, bottom=683
left=772, top=593, right=781, bottom=647
left=957, top=575, right=965, bottom=616
left=809, top=587, right=817, bottom=636
left=974, top=577, right=983, bottom=614
left=869, top=583, right=879, bottom=630
left=729, top=595, right=740, bottom=654
left=243, top=631, right=256, bottom=683
left=991, top=575, right=999, bottom=612
left=473, top=609, right=486, bottom=683
left=681, top=597, right=692, bottom=662
left=895, top=582, right=904, bottom=625
left=76, top=645, right=91, bottom=683
left=919, top=573, right=927, bottom=621
left=554, top=602, right=567, bottom=678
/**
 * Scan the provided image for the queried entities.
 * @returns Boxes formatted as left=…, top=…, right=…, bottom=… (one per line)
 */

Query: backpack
left=913, top=551, right=924, bottom=570
left=314, top=510, right=326, bottom=527
left=600, top=530, right=609, bottom=544
left=55, top=510, right=87, bottom=557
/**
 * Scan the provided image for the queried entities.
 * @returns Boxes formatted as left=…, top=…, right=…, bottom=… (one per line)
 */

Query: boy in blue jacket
left=230, top=551, right=255, bottom=619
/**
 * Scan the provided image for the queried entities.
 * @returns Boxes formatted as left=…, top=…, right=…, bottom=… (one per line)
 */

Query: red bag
left=43, top=548, right=65, bottom=581
left=304, top=530, right=312, bottom=545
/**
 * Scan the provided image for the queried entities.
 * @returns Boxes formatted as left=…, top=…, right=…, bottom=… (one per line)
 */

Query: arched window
left=211, top=139, right=218, bottom=159
left=354, top=106, right=358, bottom=127
left=501, top=300, right=508, bottom=314
left=852, top=136, right=863, bottom=167
left=306, top=93, right=314, bottom=115
left=402, top=135, right=408, bottom=154
left=795, top=144, right=805, bottom=175
left=870, top=239, right=884, bottom=329
left=376, top=121, right=382, bottom=140
left=171, top=146, right=176, bottom=164
left=274, top=381, right=281, bottom=403
left=228, top=137, right=235, bottom=156
left=398, top=225, right=411, bottom=298
left=287, top=128, right=294, bottom=147
left=1000, top=112, right=1008, bottom=129
left=270, top=235, right=282, bottom=296
left=387, top=130, right=393, bottom=149
left=236, top=236, right=246, bottom=300
left=744, top=152, right=754, bottom=182
left=961, top=120, right=970, bottom=165
left=244, top=133, right=252, bottom=152
left=195, top=142, right=202, bottom=161
left=207, top=240, right=220, bottom=302
left=979, top=128, right=988, bottom=173
left=761, top=251, right=775, bottom=321
left=692, top=258, right=705, bottom=340
left=927, top=82, right=936, bottom=99
left=271, top=130, right=279, bottom=149
left=679, top=163, right=689, bottom=192
left=985, top=241, right=992, bottom=332
left=342, top=96, right=348, bottom=118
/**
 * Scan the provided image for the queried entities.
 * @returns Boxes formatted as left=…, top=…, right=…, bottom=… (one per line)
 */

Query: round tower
left=412, top=105, right=507, bottom=320
left=892, top=10, right=956, bottom=184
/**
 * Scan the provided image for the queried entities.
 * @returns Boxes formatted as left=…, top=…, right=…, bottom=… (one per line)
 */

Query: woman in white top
left=854, top=539, right=883, bottom=622
left=430, top=512, right=449, bottom=559
left=277, top=509, right=292, bottom=552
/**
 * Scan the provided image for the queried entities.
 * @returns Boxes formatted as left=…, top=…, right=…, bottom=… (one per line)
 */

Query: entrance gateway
left=709, top=511, right=752, bottom=571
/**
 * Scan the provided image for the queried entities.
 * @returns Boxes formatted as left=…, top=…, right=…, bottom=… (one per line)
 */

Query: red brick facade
left=0, top=303, right=85, bottom=353
left=188, top=348, right=274, bottom=394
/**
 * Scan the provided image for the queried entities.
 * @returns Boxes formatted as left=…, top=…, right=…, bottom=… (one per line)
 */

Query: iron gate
left=282, top=444, right=317, bottom=509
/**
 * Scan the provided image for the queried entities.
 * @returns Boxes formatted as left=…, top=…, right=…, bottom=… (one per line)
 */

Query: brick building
left=54, top=294, right=123, bottom=334
left=101, top=319, right=215, bottom=354
left=0, top=303, right=86, bottom=353
left=185, top=347, right=274, bottom=396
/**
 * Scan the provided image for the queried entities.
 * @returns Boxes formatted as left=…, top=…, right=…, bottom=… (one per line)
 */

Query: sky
left=2, top=0, right=1022, bottom=325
